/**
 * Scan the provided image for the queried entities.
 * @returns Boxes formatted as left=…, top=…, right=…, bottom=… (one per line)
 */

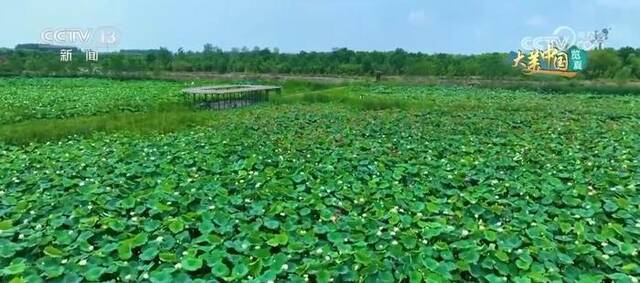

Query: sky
left=1, top=0, right=638, bottom=54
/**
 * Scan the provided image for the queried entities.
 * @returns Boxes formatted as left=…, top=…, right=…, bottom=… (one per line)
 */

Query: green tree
left=584, top=49, right=622, bottom=79
left=388, top=48, right=408, bottom=74
left=628, top=54, right=640, bottom=79
left=156, top=48, right=173, bottom=70
left=203, top=43, right=214, bottom=54
left=614, top=67, right=633, bottom=85
left=617, top=46, right=636, bottom=64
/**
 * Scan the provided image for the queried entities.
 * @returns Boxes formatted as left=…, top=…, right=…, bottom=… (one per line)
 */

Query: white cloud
left=408, top=9, right=427, bottom=27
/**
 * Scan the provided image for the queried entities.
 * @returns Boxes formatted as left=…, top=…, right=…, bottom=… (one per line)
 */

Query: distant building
left=15, top=43, right=80, bottom=53
left=119, top=49, right=159, bottom=55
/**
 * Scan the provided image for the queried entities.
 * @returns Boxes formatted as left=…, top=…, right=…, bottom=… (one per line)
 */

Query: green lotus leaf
left=117, top=241, right=132, bottom=260
left=141, top=246, right=159, bottom=261
left=84, top=266, right=105, bottom=281
left=264, top=219, right=280, bottom=230
left=0, top=240, right=16, bottom=258
left=198, top=220, right=214, bottom=234
left=168, top=219, right=185, bottom=234
left=0, top=220, right=12, bottom=230
left=43, top=246, right=65, bottom=258
left=266, top=233, right=288, bottom=247
left=484, top=230, right=497, bottom=242
left=211, top=261, right=230, bottom=277
left=159, top=252, right=178, bottom=262
left=181, top=256, right=203, bottom=271
left=231, top=262, right=249, bottom=279
left=149, top=269, right=173, bottom=283
left=1, top=258, right=26, bottom=275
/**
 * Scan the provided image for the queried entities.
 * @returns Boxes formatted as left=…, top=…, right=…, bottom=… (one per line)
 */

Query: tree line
left=0, top=45, right=639, bottom=80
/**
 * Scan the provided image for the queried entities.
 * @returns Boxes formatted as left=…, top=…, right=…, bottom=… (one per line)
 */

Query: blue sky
left=1, top=0, right=638, bottom=54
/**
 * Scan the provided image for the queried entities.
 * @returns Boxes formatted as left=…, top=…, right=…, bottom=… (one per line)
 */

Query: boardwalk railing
left=182, top=85, right=281, bottom=110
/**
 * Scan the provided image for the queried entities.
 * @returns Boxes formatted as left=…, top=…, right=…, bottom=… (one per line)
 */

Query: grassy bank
left=0, top=109, right=219, bottom=145
left=273, top=84, right=640, bottom=114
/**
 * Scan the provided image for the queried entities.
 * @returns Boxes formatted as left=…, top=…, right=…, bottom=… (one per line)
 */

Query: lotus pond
left=0, top=79, right=639, bottom=282
left=0, top=78, right=183, bottom=124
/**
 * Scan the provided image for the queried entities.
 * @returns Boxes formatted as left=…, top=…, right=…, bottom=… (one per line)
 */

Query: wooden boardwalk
left=182, top=85, right=281, bottom=110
